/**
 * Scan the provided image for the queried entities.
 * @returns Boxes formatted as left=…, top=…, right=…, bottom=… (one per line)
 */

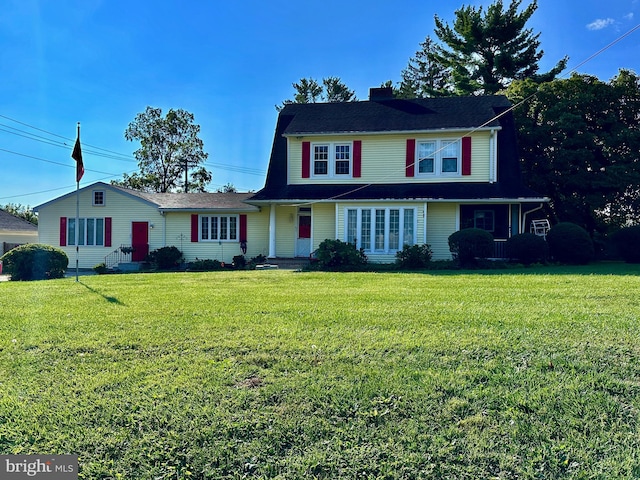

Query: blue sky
left=1, top=0, right=638, bottom=208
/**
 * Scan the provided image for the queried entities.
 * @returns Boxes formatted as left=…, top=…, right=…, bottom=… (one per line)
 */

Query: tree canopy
left=402, top=0, right=566, bottom=97
left=507, top=70, right=640, bottom=233
left=113, top=107, right=211, bottom=193
left=277, top=77, right=355, bottom=110
left=1, top=203, right=37, bottom=224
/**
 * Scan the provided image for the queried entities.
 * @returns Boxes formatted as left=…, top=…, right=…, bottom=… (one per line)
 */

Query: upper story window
left=416, top=139, right=460, bottom=176
left=200, top=215, right=238, bottom=242
left=313, top=143, right=352, bottom=177
left=93, top=190, right=105, bottom=206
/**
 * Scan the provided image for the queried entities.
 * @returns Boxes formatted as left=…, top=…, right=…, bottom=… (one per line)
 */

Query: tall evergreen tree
left=400, top=36, right=452, bottom=98
left=277, top=77, right=355, bottom=110
left=410, top=0, right=566, bottom=96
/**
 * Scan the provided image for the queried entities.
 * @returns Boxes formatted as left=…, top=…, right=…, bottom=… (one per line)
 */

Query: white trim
left=344, top=206, right=417, bottom=254
left=310, top=141, right=353, bottom=179
left=423, top=202, right=428, bottom=245
left=198, top=214, right=240, bottom=242
left=283, top=126, right=502, bottom=138
left=415, top=138, right=461, bottom=177
left=268, top=206, right=276, bottom=258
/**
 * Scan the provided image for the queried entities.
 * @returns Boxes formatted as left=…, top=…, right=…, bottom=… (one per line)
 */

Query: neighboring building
left=0, top=208, right=38, bottom=256
left=34, top=88, right=547, bottom=268
left=34, top=183, right=266, bottom=269
left=248, top=87, right=548, bottom=261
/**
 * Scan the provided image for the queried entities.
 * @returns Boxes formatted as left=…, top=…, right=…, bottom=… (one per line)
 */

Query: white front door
left=296, top=213, right=311, bottom=257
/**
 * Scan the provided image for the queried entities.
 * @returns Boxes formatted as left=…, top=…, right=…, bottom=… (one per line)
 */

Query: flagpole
left=75, top=123, right=81, bottom=282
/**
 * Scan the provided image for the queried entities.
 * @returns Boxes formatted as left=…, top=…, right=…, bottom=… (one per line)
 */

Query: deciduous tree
left=114, top=107, right=211, bottom=193
left=507, top=70, right=640, bottom=233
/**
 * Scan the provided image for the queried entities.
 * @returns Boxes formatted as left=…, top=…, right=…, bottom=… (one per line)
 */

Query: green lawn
left=1, top=264, right=640, bottom=479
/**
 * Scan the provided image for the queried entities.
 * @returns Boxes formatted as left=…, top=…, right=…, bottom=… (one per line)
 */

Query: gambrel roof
left=251, top=93, right=544, bottom=203
left=280, top=95, right=509, bottom=136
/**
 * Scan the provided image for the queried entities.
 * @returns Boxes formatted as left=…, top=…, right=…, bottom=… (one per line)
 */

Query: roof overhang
left=247, top=196, right=550, bottom=205
left=282, top=126, right=501, bottom=138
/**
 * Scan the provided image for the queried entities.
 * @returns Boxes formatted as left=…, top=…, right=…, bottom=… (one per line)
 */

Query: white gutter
left=521, top=203, right=545, bottom=234
left=283, top=126, right=502, bottom=138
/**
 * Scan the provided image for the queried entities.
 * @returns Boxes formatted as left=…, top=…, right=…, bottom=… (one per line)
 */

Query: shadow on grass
left=80, top=281, right=125, bottom=305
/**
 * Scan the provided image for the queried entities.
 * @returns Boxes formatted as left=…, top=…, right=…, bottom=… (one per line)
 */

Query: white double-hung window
left=345, top=207, right=416, bottom=253
left=313, top=143, right=352, bottom=177
left=417, top=139, right=460, bottom=176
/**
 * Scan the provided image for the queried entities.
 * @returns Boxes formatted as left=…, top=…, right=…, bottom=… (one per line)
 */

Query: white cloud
left=586, top=18, right=615, bottom=30
left=624, top=12, right=634, bottom=20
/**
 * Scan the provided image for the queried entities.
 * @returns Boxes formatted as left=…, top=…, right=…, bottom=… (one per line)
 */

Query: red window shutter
left=406, top=139, right=416, bottom=177
left=302, top=141, right=311, bottom=178
left=191, top=214, right=199, bottom=242
left=462, top=136, right=472, bottom=176
left=59, top=217, right=67, bottom=246
left=239, top=214, right=247, bottom=242
left=353, top=140, right=362, bottom=177
left=104, top=217, right=112, bottom=247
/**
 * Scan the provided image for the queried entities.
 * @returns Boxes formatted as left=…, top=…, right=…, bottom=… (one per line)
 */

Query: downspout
left=489, top=129, right=496, bottom=183
left=521, top=203, right=544, bottom=234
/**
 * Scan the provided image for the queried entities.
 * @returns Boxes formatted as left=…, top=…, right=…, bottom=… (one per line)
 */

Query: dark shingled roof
left=251, top=95, right=545, bottom=202
left=0, top=209, right=38, bottom=231
left=281, top=95, right=509, bottom=135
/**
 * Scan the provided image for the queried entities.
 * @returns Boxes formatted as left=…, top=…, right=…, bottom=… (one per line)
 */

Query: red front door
left=132, top=222, right=149, bottom=262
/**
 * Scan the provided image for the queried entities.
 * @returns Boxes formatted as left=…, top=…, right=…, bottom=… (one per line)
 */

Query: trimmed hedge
left=546, top=222, right=594, bottom=265
left=396, top=244, right=433, bottom=269
left=0, top=243, right=68, bottom=281
left=147, top=246, right=183, bottom=270
left=314, top=239, right=368, bottom=271
left=448, top=228, right=494, bottom=267
left=505, top=233, right=548, bottom=265
left=612, top=226, right=640, bottom=263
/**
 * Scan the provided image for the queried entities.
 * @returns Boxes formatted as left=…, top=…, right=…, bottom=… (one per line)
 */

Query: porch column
left=268, top=205, right=276, bottom=258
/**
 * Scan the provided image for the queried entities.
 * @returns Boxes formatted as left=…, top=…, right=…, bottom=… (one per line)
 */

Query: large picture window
left=67, top=218, right=105, bottom=246
left=345, top=207, right=416, bottom=253
left=200, top=215, right=238, bottom=241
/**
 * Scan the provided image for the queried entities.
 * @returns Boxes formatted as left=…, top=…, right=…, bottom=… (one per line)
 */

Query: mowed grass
left=1, top=264, right=640, bottom=479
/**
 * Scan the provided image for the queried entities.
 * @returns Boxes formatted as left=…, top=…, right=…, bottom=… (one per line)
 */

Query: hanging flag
left=72, top=131, right=84, bottom=182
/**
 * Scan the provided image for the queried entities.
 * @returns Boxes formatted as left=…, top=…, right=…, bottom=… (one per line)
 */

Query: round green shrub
left=448, top=228, right=494, bottom=267
left=315, top=239, right=367, bottom=271
left=505, top=233, right=548, bottom=265
left=395, top=244, right=433, bottom=269
left=546, top=222, right=594, bottom=265
left=611, top=225, right=640, bottom=263
left=0, top=243, right=68, bottom=280
left=147, top=246, right=183, bottom=270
